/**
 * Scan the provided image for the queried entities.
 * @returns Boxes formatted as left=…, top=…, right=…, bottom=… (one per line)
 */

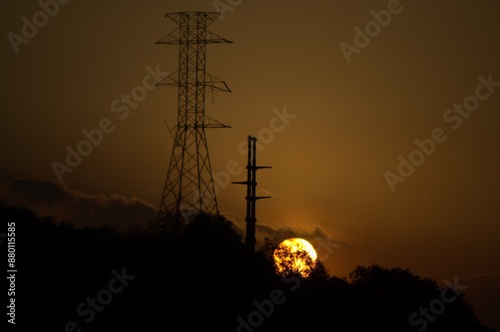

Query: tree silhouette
left=1, top=202, right=493, bottom=332
left=273, top=245, right=316, bottom=277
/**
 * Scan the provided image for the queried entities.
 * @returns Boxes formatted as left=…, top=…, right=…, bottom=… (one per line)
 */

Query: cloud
left=230, top=220, right=344, bottom=259
left=225, top=211, right=345, bottom=256
left=0, top=177, right=156, bottom=231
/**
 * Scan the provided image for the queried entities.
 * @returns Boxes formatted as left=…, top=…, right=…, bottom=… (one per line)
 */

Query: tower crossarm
left=156, top=11, right=232, bottom=230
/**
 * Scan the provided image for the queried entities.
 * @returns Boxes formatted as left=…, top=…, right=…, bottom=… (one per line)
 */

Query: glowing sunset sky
left=2, top=0, right=500, bottom=329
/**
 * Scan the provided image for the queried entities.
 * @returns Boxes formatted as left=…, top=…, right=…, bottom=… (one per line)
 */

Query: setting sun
left=273, top=238, right=317, bottom=277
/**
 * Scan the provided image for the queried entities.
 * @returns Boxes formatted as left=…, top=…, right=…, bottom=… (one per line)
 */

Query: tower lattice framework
left=156, top=12, right=232, bottom=227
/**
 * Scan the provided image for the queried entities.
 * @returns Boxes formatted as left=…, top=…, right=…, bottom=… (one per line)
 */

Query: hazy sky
left=2, top=0, right=500, bottom=329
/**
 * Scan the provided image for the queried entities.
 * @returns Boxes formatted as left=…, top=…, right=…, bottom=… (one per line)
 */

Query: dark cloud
left=254, top=223, right=344, bottom=261
left=0, top=177, right=156, bottom=231
left=0, top=177, right=345, bottom=256
left=229, top=220, right=346, bottom=257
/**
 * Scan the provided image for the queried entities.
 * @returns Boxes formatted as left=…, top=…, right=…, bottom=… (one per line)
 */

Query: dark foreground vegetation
left=1, top=204, right=493, bottom=331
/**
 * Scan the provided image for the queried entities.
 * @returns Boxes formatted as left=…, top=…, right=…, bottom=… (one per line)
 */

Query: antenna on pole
left=232, top=136, right=271, bottom=252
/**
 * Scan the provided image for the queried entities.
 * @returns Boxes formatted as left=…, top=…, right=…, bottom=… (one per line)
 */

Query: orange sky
left=2, top=0, right=500, bottom=329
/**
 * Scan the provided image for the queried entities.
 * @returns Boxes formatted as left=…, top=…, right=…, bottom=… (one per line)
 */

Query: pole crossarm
left=231, top=136, right=271, bottom=251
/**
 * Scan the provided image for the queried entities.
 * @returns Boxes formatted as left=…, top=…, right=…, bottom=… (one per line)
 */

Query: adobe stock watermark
left=385, top=73, right=499, bottom=192
left=179, top=106, right=297, bottom=223
left=212, top=0, right=243, bottom=21
left=64, top=267, right=136, bottom=332
left=235, top=235, right=339, bottom=332
left=236, top=274, right=300, bottom=331
left=340, top=0, right=409, bottom=64
left=7, top=0, right=72, bottom=54
left=309, top=235, right=341, bottom=263
left=402, top=277, right=467, bottom=332
left=51, top=64, right=169, bottom=182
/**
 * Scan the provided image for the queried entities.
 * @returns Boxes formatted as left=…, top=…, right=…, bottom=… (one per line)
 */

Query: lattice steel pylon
left=155, top=12, right=232, bottom=230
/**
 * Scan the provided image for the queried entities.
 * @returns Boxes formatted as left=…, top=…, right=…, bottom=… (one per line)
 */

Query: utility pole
left=233, top=136, right=271, bottom=251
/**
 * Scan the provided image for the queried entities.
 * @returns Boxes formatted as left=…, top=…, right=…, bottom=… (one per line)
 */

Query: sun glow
left=273, top=238, right=317, bottom=277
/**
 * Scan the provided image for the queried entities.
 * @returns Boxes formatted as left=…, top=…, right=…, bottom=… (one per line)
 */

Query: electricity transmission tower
left=156, top=12, right=232, bottom=230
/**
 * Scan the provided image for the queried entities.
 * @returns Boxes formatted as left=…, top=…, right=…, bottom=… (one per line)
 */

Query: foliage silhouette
left=1, top=203, right=493, bottom=331
left=273, top=245, right=315, bottom=277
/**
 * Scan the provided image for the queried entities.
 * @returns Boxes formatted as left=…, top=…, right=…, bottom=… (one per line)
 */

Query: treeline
left=1, top=204, right=493, bottom=331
